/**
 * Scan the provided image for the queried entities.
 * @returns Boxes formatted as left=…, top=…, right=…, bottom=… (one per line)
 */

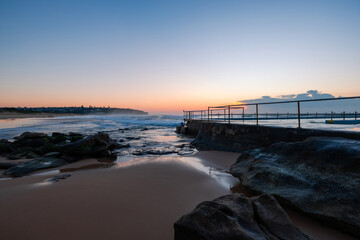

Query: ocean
left=0, top=115, right=197, bottom=161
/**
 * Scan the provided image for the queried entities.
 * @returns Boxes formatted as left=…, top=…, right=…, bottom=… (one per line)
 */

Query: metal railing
left=183, top=96, right=360, bottom=128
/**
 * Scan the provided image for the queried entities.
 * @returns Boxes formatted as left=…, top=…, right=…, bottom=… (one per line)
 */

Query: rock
left=230, top=137, right=360, bottom=238
left=68, top=132, right=84, bottom=142
left=118, top=128, right=130, bottom=131
left=6, top=155, right=21, bottom=160
left=14, top=132, right=48, bottom=141
left=113, top=143, right=130, bottom=149
left=175, top=126, right=188, bottom=134
left=14, top=136, right=49, bottom=149
left=132, top=147, right=178, bottom=156
left=35, top=143, right=60, bottom=155
left=0, top=162, right=17, bottom=169
left=25, top=152, right=38, bottom=159
left=0, top=139, right=13, bottom=154
left=43, top=152, right=61, bottom=158
left=60, top=132, right=116, bottom=158
left=46, top=174, right=71, bottom=183
left=174, top=193, right=310, bottom=240
left=141, top=128, right=149, bottom=131
left=126, top=137, right=141, bottom=140
left=1, top=132, right=119, bottom=176
left=132, top=150, right=146, bottom=156
left=4, top=158, right=66, bottom=177
left=51, top=132, right=67, bottom=144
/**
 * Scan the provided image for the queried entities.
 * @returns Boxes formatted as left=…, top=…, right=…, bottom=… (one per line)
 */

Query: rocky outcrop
left=1, top=132, right=121, bottom=177
left=4, top=158, right=66, bottom=177
left=132, top=147, right=179, bottom=156
left=174, top=193, right=310, bottom=240
left=59, top=132, right=117, bottom=158
left=230, top=137, right=360, bottom=238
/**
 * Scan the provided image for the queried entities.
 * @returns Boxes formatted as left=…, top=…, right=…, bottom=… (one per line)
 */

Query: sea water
left=0, top=115, right=195, bottom=159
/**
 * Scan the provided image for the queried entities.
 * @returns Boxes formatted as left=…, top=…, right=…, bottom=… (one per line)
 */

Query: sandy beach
left=0, top=154, right=230, bottom=240
left=0, top=151, right=357, bottom=240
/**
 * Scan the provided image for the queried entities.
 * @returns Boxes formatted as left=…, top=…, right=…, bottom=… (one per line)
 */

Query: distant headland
left=0, top=106, right=148, bottom=119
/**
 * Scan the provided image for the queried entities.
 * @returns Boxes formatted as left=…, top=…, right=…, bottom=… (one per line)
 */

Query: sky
left=0, top=0, right=359, bottom=114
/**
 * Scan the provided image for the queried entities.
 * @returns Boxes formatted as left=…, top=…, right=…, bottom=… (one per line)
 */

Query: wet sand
left=0, top=156, right=228, bottom=240
left=0, top=151, right=357, bottom=240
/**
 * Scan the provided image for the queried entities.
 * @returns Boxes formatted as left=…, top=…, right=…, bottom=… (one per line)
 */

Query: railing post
left=297, top=101, right=301, bottom=128
left=331, top=111, right=333, bottom=121
left=355, top=111, right=357, bottom=120
left=208, top=107, right=210, bottom=123
left=228, top=106, right=231, bottom=124
left=343, top=111, right=345, bottom=120
left=256, top=104, right=259, bottom=125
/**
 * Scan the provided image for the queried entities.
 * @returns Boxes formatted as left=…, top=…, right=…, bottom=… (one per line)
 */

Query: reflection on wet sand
left=61, top=163, right=115, bottom=173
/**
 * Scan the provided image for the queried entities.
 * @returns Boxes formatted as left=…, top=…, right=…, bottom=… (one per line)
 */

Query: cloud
left=237, top=90, right=358, bottom=113
left=240, top=90, right=335, bottom=104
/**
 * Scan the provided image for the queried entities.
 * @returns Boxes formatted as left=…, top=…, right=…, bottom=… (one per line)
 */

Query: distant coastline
left=0, top=107, right=148, bottom=119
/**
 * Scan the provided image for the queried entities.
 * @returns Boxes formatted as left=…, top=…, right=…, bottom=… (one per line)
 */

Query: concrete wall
left=186, top=120, right=360, bottom=152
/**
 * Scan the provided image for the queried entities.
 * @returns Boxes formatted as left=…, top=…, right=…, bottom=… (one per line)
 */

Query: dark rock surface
left=51, top=132, right=67, bottom=144
left=68, top=132, right=84, bottom=142
left=60, top=132, right=116, bottom=158
left=4, top=158, right=66, bottom=177
left=0, top=139, right=13, bottom=154
left=46, top=174, right=71, bottom=183
left=113, top=143, right=131, bottom=149
left=1, top=132, right=119, bottom=177
left=126, top=136, right=141, bottom=140
left=0, top=162, right=18, bottom=169
left=132, top=147, right=179, bottom=156
left=174, top=193, right=310, bottom=240
left=230, top=137, right=360, bottom=237
left=14, top=132, right=48, bottom=141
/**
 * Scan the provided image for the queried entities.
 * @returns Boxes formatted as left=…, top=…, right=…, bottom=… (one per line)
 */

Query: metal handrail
left=184, top=96, right=360, bottom=128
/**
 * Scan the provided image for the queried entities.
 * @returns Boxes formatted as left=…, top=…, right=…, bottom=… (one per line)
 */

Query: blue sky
left=0, top=0, right=359, bottom=113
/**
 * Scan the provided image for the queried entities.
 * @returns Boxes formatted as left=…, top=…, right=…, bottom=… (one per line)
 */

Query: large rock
left=174, top=193, right=310, bottom=240
left=230, top=137, right=360, bottom=238
left=0, top=139, right=13, bottom=154
left=13, top=135, right=48, bottom=149
left=4, top=158, right=66, bottom=177
left=14, top=132, right=48, bottom=141
left=60, top=132, right=117, bottom=158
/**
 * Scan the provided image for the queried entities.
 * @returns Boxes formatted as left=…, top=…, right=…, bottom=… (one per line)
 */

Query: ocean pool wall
left=186, top=120, right=360, bottom=152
